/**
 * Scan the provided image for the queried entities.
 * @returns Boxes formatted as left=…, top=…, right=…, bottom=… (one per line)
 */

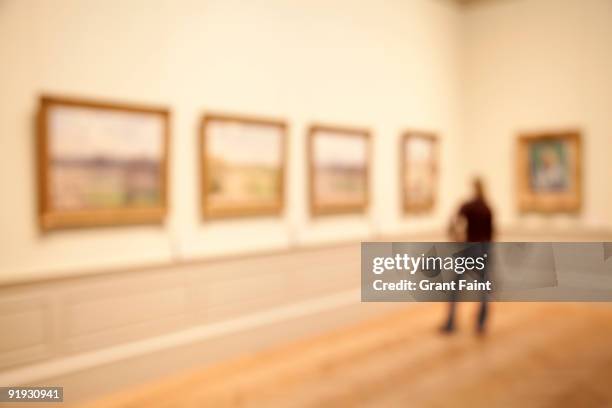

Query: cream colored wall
left=0, top=0, right=464, bottom=283
left=463, top=0, right=612, bottom=231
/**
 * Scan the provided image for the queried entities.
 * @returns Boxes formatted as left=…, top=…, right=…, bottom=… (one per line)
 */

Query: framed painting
left=200, top=113, right=286, bottom=219
left=517, top=131, right=581, bottom=213
left=38, top=95, right=170, bottom=230
left=308, top=124, right=370, bottom=216
left=401, top=131, right=438, bottom=213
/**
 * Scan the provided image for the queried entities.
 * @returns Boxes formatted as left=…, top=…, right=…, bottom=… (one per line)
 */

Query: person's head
left=541, top=147, right=559, bottom=169
left=473, top=177, right=485, bottom=200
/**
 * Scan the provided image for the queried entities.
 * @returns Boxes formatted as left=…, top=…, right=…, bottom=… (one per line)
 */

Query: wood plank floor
left=79, top=303, right=612, bottom=408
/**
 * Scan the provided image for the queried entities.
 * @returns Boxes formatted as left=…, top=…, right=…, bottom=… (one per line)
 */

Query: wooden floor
left=80, top=303, right=612, bottom=408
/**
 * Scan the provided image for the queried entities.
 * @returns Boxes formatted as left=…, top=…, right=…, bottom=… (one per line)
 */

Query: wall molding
left=0, top=288, right=361, bottom=387
left=1, top=231, right=446, bottom=288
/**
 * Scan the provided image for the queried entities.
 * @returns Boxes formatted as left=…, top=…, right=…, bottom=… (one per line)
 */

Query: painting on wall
left=517, top=131, right=581, bottom=212
left=201, top=114, right=286, bottom=218
left=38, top=96, right=169, bottom=230
left=308, top=125, right=370, bottom=215
left=401, top=132, right=438, bottom=213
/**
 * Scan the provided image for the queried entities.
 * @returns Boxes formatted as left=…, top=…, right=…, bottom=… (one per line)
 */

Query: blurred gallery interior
left=1, top=0, right=612, bottom=406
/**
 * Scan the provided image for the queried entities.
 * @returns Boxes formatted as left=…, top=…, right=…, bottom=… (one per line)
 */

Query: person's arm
left=448, top=206, right=467, bottom=242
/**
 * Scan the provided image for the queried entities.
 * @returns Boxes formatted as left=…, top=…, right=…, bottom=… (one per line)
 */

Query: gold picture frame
left=308, top=124, right=370, bottom=216
left=517, top=130, right=581, bottom=213
left=38, top=95, right=170, bottom=230
left=401, top=131, right=439, bottom=214
left=200, top=113, right=286, bottom=219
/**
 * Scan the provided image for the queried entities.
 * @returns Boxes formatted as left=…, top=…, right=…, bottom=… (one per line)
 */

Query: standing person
left=442, top=178, right=494, bottom=334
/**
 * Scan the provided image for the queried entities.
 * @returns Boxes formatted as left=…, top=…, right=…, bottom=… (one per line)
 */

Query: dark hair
left=473, top=178, right=485, bottom=200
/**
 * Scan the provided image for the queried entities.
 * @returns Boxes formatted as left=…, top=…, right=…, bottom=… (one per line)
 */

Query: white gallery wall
left=0, top=0, right=464, bottom=283
left=1, top=0, right=610, bottom=285
left=463, top=0, right=612, bottom=231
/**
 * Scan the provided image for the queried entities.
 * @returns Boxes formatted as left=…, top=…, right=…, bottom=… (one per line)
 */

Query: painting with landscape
left=39, top=97, right=168, bottom=229
left=202, top=115, right=285, bottom=218
left=309, top=126, right=369, bottom=215
left=402, top=133, right=438, bottom=213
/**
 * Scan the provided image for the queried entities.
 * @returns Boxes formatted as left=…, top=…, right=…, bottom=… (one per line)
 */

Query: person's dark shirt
left=459, top=197, right=493, bottom=242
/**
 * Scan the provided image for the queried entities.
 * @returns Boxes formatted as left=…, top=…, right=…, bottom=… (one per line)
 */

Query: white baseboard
left=0, top=289, right=362, bottom=387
